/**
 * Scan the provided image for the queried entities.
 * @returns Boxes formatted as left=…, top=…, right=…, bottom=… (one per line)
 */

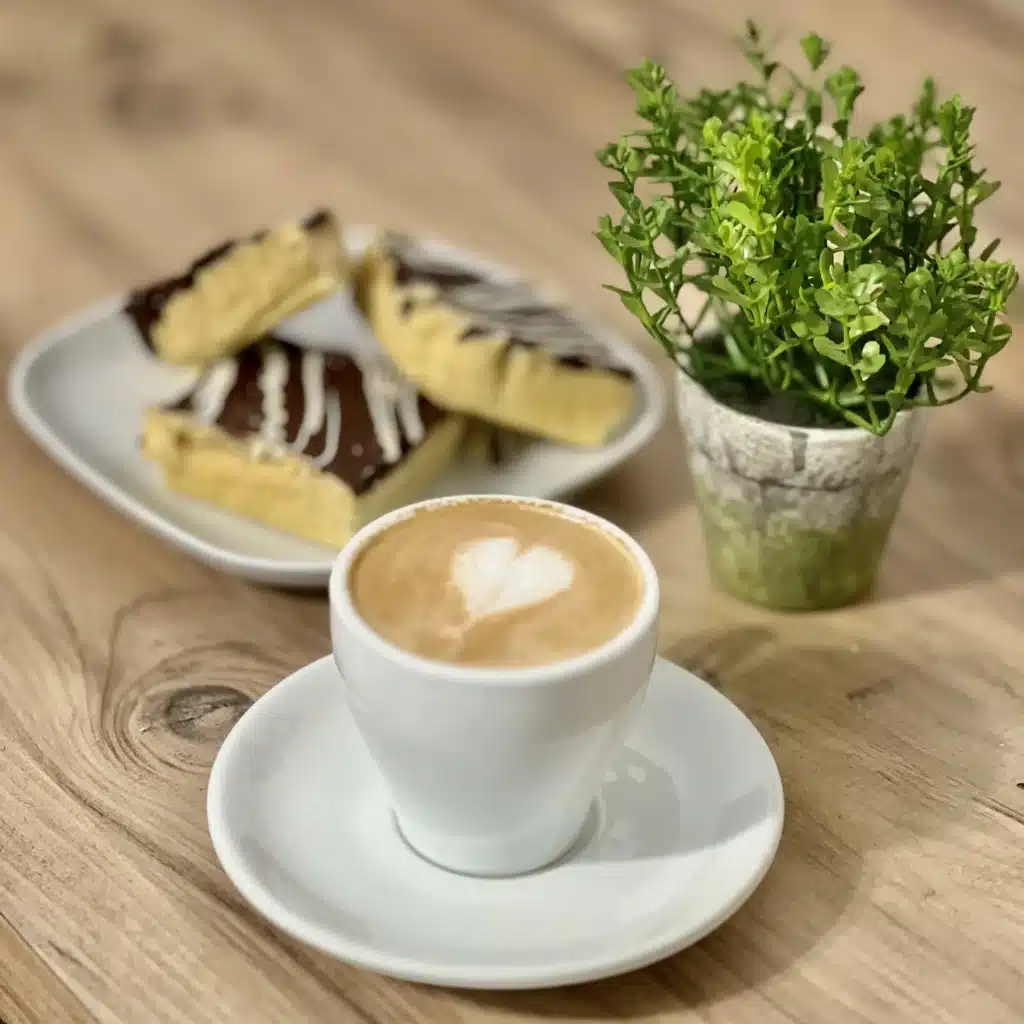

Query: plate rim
left=7, top=230, right=668, bottom=588
left=206, top=655, right=785, bottom=989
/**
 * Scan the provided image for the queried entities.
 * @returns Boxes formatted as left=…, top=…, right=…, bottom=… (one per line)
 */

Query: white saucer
left=208, top=655, right=783, bottom=989
left=7, top=226, right=666, bottom=588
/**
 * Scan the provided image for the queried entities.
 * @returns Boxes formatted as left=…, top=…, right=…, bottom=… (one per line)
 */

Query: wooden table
left=1, top=1, right=1022, bottom=1021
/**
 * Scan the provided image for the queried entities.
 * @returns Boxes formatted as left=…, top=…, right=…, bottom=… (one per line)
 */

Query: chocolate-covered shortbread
left=127, top=210, right=346, bottom=367
left=357, top=233, right=636, bottom=446
left=142, top=337, right=464, bottom=547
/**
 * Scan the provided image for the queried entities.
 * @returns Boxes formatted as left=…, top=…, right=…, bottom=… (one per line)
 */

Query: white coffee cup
left=328, top=495, right=660, bottom=877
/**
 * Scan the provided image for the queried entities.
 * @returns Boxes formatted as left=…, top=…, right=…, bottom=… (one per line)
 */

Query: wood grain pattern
left=0, top=1, right=1022, bottom=1021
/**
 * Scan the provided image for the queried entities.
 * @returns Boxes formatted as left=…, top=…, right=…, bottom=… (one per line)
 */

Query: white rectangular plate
left=7, top=228, right=666, bottom=588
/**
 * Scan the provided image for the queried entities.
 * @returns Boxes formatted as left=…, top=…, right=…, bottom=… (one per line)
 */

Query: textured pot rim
left=675, top=366, right=917, bottom=444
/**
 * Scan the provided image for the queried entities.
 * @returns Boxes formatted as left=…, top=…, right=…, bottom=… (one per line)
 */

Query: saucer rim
left=207, top=655, right=785, bottom=989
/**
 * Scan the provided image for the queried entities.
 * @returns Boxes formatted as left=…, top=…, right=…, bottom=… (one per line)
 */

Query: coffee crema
left=349, top=500, right=644, bottom=668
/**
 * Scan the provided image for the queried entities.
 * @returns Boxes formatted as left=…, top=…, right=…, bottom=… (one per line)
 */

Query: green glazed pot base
left=694, top=481, right=899, bottom=611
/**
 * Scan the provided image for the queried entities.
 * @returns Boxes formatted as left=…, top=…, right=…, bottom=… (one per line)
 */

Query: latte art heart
left=349, top=499, right=643, bottom=668
left=452, top=537, right=575, bottom=622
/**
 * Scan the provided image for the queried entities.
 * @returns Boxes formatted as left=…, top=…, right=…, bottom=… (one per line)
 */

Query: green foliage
left=596, top=24, right=1018, bottom=434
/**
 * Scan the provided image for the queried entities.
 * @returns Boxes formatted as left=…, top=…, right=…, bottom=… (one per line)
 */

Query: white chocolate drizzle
left=203, top=340, right=429, bottom=476
left=290, top=349, right=326, bottom=454
left=397, top=386, right=425, bottom=447
left=258, top=344, right=290, bottom=450
left=312, top=390, right=342, bottom=469
left=360, top=358, right=425, bottom=464
left=191, top=360, right=239, bottom=425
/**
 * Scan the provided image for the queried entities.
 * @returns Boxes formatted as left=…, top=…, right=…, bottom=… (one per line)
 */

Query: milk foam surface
left=349, top=500, right=644, bottom=668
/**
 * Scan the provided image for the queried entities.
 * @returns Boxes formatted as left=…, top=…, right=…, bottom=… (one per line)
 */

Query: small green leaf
left=848, top=313, right=885, bottom=341
left=856, top=340, right=886, bottom=377
left=596, top=230, right=623, bottom=262
left=825, top=66, right=864, bottom=120
left=819, top=250, right=834, bottom=284
left=800, top=33, right=831, bottom=72
left=813, top=334, right=850, bottom=365
left=828, top=230, right=863, bottom=251
left=979, top=238, right=1002, bottom=260
left=906, top=267, right=932, bottom=292
left=702, top=117, right=723, bottom=146
left=784, top=265, right=805, bottom=296
left=708, top=276, right=747, bottom=305
left=805, top=89, right=823, bottom=127
left=815, top=288, right=852, bottom=318
left=608, top=180, right=639, bottom=212
left=618, top=291, right=651, bottom=324
left=803, top=313, right=828, bottom=335
left=615, top=233, right=649, bottom=250
left=973, top=181, right=1001, bottom=204
left=915, top=77, right=936, bottom=124
left=725, top=200, right=760, bottom=232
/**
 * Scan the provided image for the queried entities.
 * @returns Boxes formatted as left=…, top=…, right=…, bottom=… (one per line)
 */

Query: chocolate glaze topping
left=383, top=233, right=632, bottom=378
left=126, top=209, right=334, bottom=346
left=169, top=336, right=444, bottom=496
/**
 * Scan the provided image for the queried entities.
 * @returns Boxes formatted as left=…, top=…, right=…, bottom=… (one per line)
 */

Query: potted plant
left=597, top=23, right=1018, bottom=610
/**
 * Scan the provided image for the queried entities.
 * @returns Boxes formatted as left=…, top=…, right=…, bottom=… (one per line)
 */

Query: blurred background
left=1, top=0, right=1018, bottom=337
left=1, top=0, right=1021, bottom=547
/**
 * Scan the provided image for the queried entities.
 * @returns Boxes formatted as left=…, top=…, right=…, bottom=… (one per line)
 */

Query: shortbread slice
left=357, top=233, right=637, bottom=447
left=143, top=336, right=464, bottom=548
left=127, top=209, right=346, bottom=367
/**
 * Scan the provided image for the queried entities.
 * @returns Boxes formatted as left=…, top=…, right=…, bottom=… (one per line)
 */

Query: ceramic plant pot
left=676, top=370, right=923, bottom=611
